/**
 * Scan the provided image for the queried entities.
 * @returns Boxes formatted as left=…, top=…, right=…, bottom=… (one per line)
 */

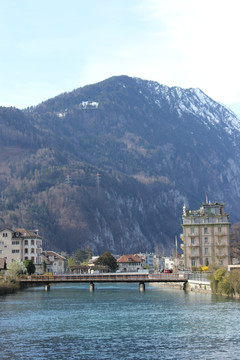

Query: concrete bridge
left=20, top=273, right=188, bottom=292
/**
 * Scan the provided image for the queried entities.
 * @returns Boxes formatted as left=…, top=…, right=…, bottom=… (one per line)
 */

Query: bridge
left=19, top=273, right=188, bottom=292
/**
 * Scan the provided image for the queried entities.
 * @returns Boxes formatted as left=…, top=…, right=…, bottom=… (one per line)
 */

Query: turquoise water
left=0, top=283, right=240, bottom=360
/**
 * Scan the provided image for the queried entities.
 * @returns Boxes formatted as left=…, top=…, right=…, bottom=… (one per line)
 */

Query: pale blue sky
left=1, top=0, right=240, bottom=116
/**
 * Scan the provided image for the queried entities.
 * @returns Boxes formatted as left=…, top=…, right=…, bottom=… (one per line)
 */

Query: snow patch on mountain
left=135, top=78, right=240, bottom=136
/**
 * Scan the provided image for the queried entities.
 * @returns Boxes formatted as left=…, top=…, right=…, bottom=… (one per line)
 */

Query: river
left=0, top=283, right=240, bottom=360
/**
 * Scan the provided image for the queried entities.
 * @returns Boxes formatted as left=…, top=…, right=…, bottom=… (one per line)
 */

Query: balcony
left=189, top=243, right=199, bottom=247
left=215, top=243, right=227, bottom=248
left=216, top=254, right=228, bottom=258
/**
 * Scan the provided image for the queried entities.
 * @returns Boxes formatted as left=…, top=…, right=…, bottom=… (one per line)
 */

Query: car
left=163, top=269, right=171, bottom=273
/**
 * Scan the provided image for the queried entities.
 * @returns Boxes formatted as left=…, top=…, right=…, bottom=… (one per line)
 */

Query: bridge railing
left=148, top=273, right=187, bottom=281
left=20, top=273, right=188, bottom=282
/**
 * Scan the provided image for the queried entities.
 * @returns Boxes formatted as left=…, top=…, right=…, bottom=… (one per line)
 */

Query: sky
left=1, top=0, right=240, bottom=116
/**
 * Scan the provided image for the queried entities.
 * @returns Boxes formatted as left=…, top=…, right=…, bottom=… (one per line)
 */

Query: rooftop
left=117, top=255, right=142, bottom=264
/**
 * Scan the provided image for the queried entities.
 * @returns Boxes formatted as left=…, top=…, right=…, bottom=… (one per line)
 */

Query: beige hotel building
left=182, top=202, right=230, bottom=270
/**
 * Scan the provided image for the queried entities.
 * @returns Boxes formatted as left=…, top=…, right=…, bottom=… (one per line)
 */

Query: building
left=0, top=257, right=6, bottom=270
left=153, top=255, right=164, bottom=272
left=164, top=257, right=174, bottom=270
left=0, top=227, right=42, bottom=268
left=182, top=202, right=230, bottom=270
left=136, top=253, right=154, bottom=271
left=117, top=254, right=143, bottom=272
left=42, top=251, right=66, bottom=274
left=87, top=256, right=100, bottom=268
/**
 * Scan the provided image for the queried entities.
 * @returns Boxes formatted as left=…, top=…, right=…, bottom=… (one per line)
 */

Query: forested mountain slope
left=0, top=76, right=239, bottom=254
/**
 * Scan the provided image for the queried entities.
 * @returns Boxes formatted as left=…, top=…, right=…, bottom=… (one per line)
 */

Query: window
left=204, top=237, right=208, bottom=244
left=0, top=250, right=2, bottom=254
left=25, top=248, right=28, bottom=254
left=191, top=248, right=195, bottom=256
left=31, top=248, right=34, bottom=254
left=31, top=240, right=34, bottom=246
left=12, top=249, right=20, bottom=253
left=205, top=247, right=209, bottom=255
left=12, top=241, right=20, bottom=245
left=0, top=241, right=4, bottom=246
left=191, top=238, right=195, bottom=245
left=191, top=228, right=195, bottom=235
left=204, top=227, right=208, bottom=234
left=31, top=257, right=35, bottom=263
left=218, top=238, right=222, bottom=245
left=25, top=256, right=28, bottom=260
left=219, top=259, right=223, bottom=266
left=218, top=227, right=222, bottom=233
left=3, top=233, right=8, bottom=238
left=25, top=240, right=28, bottom=245
left=191, top=259, right=196, bottom=267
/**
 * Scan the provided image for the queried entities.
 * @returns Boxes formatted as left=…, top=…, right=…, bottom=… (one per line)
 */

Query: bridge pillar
left=45, top=284, right=50, bottom=292
left=89, top=282, right=95, bottom=292
left=139, top=282, right=145, bottom=292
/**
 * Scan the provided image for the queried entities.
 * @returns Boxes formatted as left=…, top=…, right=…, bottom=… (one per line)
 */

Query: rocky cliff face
left=0, top=75, right=239, bottom=254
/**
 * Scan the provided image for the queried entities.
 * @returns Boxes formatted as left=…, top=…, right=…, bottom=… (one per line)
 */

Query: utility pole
left=96, top=172, right=101, bottom=192
left=175, top=235, right=178, bottom=257
left=65, top=174, right=72, bottom=185
left=175, top=235, right=178, bottom=272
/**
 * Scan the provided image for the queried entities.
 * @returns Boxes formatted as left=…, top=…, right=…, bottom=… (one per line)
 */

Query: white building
left=117, top=254, right=143, bottom=272
left=164, top=257, right=174, bottom=270
left=0, top=227, right=42, bottom=268
left=42, top=251, right=66, bottom=274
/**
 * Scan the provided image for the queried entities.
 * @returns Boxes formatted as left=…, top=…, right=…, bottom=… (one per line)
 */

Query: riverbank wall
left=150, top=279, right=211, bottom=294
left=186, top=279, right=211, bottom=294
left=149, top=282, right=186, bottom=290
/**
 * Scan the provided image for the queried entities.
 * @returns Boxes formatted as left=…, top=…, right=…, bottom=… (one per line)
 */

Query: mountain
left=0, top=75, right=240, bottom=254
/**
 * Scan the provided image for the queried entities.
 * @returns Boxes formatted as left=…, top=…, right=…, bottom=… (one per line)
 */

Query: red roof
left=117, top=255, right=142, bottom=264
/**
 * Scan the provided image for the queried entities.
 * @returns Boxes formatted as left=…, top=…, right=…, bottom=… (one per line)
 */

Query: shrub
left=214, top=267, right=226, bottom=282
left=218, top=277, right=234, bottom=296
left=210, top=268, right=240, bottom=297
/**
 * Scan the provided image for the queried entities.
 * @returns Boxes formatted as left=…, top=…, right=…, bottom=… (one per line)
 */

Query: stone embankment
left=185, top=279, right=211, bottom=294
left=150, top=280, right=211, bottom=293
left=150, top=282, right=186, bottom=290
left=150, top=272, right=211, bottom=294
